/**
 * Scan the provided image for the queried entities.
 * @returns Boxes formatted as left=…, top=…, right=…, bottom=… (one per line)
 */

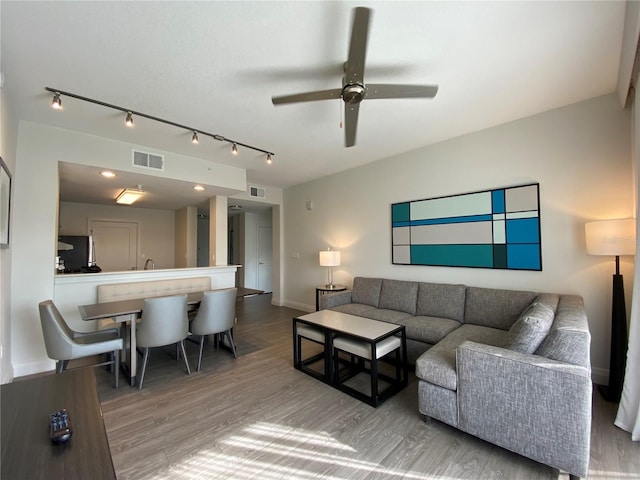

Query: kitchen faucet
left=143, top=258, right=155, bottom=270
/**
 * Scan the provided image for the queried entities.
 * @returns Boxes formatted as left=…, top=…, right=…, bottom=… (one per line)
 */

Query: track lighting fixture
left=45, top=87, right=275, bottom=161
left=51, top=92, right=62, bottom=110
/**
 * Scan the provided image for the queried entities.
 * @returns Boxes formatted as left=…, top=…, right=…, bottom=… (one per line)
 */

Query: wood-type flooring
left=94, top=294, right=640, bottom=480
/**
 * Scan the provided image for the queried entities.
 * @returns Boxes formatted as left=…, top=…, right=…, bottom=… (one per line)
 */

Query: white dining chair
left=39, top=300, right=123, bottom=388
left=189, top=288, right=238, bottom=371
left=136, top=294, right=191, bottom=389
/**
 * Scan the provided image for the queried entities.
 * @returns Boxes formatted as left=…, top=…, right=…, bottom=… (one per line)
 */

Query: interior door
left=257, top=225, right=272, bottom=293
left=89, top=220, right=138, bottom=272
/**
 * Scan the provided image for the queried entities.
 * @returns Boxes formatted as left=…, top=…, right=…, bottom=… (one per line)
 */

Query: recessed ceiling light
left=100, top=171, right=116, bottom=178
left=193, top=185, right=205, bottom=191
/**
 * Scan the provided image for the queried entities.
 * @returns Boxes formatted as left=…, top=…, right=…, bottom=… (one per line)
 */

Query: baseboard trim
left=591, top=367, right=608, bottom=387
left=12, top=359, right=55, bottom=379
left=282, top=300, right=314, bottom=313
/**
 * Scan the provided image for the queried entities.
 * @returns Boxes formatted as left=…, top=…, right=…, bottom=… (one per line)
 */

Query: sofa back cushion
left=464, top=287, right=537, bottom=330
left=379, top=279, right=418, bottom=315
left=416, top=282, right=466, bottom=322
left=535, top=295, right=591, bottom=368
left=351, top=277, right=383, bottom=307
left=502, top=300, right=556, bottom=353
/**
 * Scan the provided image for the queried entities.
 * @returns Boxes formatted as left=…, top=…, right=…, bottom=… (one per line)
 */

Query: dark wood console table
left=1, top=368, right=115, bottom=479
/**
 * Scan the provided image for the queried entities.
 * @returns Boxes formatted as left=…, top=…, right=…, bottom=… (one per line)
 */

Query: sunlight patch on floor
left=160, top=421, right=444, bottom=479
left=586, top=472, right=640, bottom=479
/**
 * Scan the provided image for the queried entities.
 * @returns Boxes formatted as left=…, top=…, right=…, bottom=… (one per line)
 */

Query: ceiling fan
left=271, top=6, right=439, bottom=147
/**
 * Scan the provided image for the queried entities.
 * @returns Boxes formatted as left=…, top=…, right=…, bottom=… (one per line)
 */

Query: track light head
left=192, top=131, right=199, bottom=144
left=231, top=143, right=238, bottom=155
left=51, top=92, right=62, bottom=110
left=125, top=111, right=134, bottom=127
left=266, top=154, right=273, bottom=165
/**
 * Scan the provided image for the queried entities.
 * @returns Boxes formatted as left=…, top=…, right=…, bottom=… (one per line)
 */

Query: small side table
left=316, top=284, right=347, bottom=311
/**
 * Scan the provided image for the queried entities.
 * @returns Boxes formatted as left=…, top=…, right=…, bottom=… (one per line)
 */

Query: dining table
left=78, top=287, right=262, bottom=386
left=78, top=292, right=203, bottom=386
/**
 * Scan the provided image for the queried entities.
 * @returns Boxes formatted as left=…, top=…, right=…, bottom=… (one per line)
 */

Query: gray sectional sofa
left=321, top=276, right=592, bottom=480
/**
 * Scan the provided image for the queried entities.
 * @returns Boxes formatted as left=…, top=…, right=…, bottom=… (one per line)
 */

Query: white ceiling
left=1, top=1, right=626, bottom=209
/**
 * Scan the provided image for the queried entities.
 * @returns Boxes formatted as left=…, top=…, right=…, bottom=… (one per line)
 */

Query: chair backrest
left=39, top=300, right=76, bottom=360
left=137, top=294, right=189, bottom=348
left=191, top=288, right=237, bottom=336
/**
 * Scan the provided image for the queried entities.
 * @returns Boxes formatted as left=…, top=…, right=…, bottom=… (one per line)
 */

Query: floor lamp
left=585, top=218, right=636, bottom=402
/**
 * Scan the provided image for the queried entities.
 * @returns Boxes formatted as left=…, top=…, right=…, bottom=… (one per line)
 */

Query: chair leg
left=224, top=330, right=238, bottom=359
left=113, top=349, right=120, bottom=389
left=56, top=360, right=65, bottom=373
left=138, top=348, right=150, bottom=390
left=179, top=340, right=191, bottom=375
left=197, top=336, right=205, bottom=372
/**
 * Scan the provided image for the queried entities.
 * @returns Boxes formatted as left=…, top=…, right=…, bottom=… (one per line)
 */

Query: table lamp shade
left=319, top=250, right=341, bottom=267
left=585, top=219, right=636, bottom=256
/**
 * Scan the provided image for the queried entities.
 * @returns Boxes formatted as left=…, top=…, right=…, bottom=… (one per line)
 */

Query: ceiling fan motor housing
left=342, top=83, right=366, bottom=104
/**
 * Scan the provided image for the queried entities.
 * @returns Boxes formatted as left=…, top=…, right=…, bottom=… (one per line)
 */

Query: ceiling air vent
left=249, top=186, right=266, bottom=199
left=132, top=150, right=164, bottom=171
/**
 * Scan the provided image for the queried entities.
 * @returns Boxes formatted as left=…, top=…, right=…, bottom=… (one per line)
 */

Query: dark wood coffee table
left=293, top=309, right=408, bottom=407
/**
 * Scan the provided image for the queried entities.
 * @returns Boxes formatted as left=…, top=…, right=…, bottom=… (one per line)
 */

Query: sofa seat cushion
left=502, top=300, right=555, bottom=354
left=331, top=303, right=381, bottom=318
left=329, top=304, right=413, bottom=324
left=395, top=315, right=461, bottom=345
left=415, top=324, right=508, bottom=391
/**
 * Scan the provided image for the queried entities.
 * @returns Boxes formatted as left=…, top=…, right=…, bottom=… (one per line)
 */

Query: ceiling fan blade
left=344, top=103, right=360, bottom=147
left=366, top=84, right=439, bottom=99
left=272, top=89, right=342, bottom=105
left=345, top=7, right=371, bottom=85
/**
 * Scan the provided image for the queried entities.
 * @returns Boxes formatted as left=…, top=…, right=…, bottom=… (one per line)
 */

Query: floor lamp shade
left=585, top=218, right=636, bottom=402
left=319, top=249, right=341, bottom=288
left=585, top=218, right=636, bottom=256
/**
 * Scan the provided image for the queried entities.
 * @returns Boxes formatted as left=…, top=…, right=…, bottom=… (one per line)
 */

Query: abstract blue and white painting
left=391, top=183, right=541, bottom=270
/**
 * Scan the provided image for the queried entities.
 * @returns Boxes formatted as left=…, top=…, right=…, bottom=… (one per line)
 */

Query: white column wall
left=210, top=196, right=228, bottom=265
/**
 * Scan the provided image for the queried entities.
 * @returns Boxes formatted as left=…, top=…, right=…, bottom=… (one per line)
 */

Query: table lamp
left=319, top=247, right=341, bottom=288
left=585, top=218, right=636, bottom=402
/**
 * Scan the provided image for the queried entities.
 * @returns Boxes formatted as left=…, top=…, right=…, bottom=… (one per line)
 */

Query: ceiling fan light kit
left=271, top=7, right=438, bottom=147
left=47, top=87, right=276, bottom=164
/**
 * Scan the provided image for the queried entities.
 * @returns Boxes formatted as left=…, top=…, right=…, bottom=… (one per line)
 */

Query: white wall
left=9, top=122, right=247, bottom=377
left=59, top=201, right=175, bottom=270
left=283, top=94, right=633, bottom=385
left=0, top=78, right=19, bottom=383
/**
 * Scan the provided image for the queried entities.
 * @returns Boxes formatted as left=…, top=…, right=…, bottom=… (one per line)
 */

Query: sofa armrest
left=320, top=291, right=352, bottom=310
left=456, top=341, right=591, bottom=478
